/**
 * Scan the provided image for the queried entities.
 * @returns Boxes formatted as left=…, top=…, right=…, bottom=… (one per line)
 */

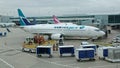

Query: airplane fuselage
left=22, top=24, right=105, bottom=38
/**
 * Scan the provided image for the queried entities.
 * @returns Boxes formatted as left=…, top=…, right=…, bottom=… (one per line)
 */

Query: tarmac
left=0, top=28, right=120, bottom=68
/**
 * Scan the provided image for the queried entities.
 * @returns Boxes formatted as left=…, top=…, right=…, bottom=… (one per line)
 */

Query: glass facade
left=108, top=15, right=120, bottom=23
left=10, top=14, right=120, bottom=25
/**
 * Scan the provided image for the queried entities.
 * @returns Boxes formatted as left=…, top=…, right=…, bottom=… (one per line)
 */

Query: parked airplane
left=0, top=22, right=16, bottom=28
left=17, top=9, right=105, bottom=39
left=53, top=15, right=75, bottom=25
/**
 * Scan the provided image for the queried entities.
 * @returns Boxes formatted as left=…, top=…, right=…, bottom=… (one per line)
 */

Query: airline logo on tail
left=53, top=15, right=61, bottom=24
left=17, top=9, right=34, bottom=26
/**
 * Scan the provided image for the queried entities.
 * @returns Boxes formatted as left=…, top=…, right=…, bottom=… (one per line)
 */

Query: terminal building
left=0, top=15, right=12, bottom=23
left=1, top=14, right=120, bottom=29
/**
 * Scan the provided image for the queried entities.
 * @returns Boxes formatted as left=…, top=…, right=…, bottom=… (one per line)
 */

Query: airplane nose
left=101, top=31, right=105, bottom=36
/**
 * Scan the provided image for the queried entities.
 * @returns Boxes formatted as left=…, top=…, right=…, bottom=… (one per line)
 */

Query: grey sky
left=0, top=0, right=120, bottom=17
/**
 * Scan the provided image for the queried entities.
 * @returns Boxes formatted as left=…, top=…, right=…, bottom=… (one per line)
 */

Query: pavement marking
left=67, top=63, right=78, bottom=66
left=88, top=64, right=119, bottom=68
left=54, top=59, right=74, bottom=63
left=0, top=58, right=15, bottom=68
left=26, top=53, right=81, bottom=68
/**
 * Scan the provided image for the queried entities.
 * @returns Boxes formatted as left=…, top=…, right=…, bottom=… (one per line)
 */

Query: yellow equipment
left=22, top=37, right=36, bottom=52
left=22, top=36, right=57, bottom=52
left=22, top=43, right=37, bottom=52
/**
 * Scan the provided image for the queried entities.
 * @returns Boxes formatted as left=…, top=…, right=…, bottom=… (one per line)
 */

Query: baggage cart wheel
left=92, top=59, right=95, bottom=61
left=29, top=49, right=32, bottom=53
left=89, top=58, right=95, bottom=61
left=110, top=61, right=114, bottom=63
left=60, top=54, right=62, bottom=57
left=71, top=54, right=75, bottom=57
left=77, top=59, right=81, bottom=62
left=37, top=54, right=42, bottom=57
left=49, top=54, right=52, bottom=58
left=103, top=58, right=105, bottom=60
left=22, top=48, right=25, bottom=52
left=99, top=57, right=104, bottom=60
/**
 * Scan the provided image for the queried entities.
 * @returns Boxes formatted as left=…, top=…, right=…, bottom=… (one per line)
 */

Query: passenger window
left=95, top=29, right=100, bottom=31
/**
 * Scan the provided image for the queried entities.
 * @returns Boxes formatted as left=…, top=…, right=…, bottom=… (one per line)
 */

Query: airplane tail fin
left=17, top=9, right=34, bottom=26
left=53, top=15, right=61, bottom=24
left=18, top=9, right=25, bottom=17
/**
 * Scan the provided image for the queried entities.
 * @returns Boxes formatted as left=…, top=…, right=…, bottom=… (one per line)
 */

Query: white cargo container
left=106, top=47, right=120, bottom=62
left=97, top=46, right=114, bottom=59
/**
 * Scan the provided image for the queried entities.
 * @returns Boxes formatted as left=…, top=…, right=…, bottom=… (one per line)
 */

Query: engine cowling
left=51, top=34, right=63, bottom=40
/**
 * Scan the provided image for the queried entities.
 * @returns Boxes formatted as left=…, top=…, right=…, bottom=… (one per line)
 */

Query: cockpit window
left=94, top=29, right=100, bottom=31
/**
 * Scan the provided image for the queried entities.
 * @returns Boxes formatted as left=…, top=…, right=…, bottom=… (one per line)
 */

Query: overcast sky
left=0, top=0, right=120, bottom=17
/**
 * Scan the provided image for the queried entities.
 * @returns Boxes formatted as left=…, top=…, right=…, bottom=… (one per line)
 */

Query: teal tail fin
left=17, top=9, right=34, bottom=26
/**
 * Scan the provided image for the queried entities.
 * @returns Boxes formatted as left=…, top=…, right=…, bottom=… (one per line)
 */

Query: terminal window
left=108, top=15, right=120, bottom=23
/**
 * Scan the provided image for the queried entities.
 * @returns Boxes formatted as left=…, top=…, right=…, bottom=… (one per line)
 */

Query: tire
left=22, top=48, right=25, bottom=52
left=60, top=54, right=62, bottom=57
left=49, top=55, right=52, bottom=58
left=29, top=49, right=32, bottom=53
left=71, top=54, right=75, bottom=57
left=77, top=59, right=80, bottom=62
left=37, top=54, right=42, bottom=57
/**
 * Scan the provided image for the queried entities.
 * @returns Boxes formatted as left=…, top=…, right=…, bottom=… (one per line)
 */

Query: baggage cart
left=75, top=48, right=95, bottom=62
left=36, top=46, right=53, bottom=58
left=97, top=46, right=113, bottom=59
left=81, top=44, right=97, bottom=53
left=58, top=45, right=75, bottom=57
left=105, top=47, right=120, bottom=62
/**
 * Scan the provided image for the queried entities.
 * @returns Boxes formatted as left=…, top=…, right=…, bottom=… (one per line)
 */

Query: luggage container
left=58, top=45, right=74, bottom=57
left=36, top=46, right=53, bottom=58
left=75, top=48, right=95, bottom=62
left=81, top=44, right=97, bottom=53
left=81, top=41, right=89, bottom=45
left=97, top=46, right=113, bottom=59
left=106, top=47, right=120, bottom=62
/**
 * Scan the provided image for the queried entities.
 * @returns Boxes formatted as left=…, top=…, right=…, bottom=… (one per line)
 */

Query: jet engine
left=51, top=34, right=63, bottom=40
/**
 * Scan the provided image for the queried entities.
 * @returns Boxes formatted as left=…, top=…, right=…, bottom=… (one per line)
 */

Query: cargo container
left=81, top=44, right=97, bottom=52
left=58, top=45, right=74, bottom=57
left=97, top=47, right=114, bottom=59
left=106, top=47, right=120, bottom=62
left=36, top=46, right=53, bottom=58
left=75, top=48, right=95, bottom=62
